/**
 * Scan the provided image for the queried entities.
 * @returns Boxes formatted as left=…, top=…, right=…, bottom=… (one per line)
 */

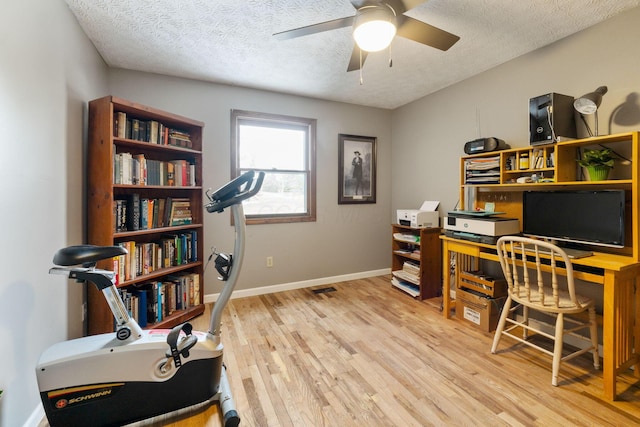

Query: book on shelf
left=152, top=198, right=160, bottom=228
left=168, top=198, right=193, bottom=226
left=131, top=119, right=141, bottom=141
left=125, top=193, right=140, bottom=231
left=167, top=129, right=192, bottom=148
left=116, top=112, right=127, bottom=138
left=140, top=199, right=149, bottom=229
left=130, top=288, right=148, bottom=327
left=114, top=199, right=127, bottom=232
left=156, top=198, right=166, bottom=228
left=149, top=121, right=159, bottom=144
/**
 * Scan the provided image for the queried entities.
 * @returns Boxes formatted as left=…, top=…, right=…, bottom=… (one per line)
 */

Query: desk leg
left=602, top=268, right=639, bottom=400
left=602, top=271, right=616, bottom=400
left=442, top=241, right=452, bottom=319
left=636, top=275, right=640, bottom=380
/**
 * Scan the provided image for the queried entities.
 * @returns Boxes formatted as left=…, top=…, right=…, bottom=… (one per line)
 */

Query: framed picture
left=338, top=134, right=377, bottom=204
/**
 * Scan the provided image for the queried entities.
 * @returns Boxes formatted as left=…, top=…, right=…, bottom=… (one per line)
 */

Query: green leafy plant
left=577, top=148, right=615, bottom=168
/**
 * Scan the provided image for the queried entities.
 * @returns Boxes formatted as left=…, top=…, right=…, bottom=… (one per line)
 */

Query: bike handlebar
left=205, top=170, right=265, bottom=213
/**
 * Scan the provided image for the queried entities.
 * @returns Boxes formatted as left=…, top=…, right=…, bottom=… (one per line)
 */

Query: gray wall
left=0, top=0, right=108, bottom=425
left=107, top=70, right=393, bottom=295
left=391, top=7, right=640, bottom=215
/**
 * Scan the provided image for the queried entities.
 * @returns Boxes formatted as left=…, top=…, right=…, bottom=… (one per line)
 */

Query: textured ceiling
left=64, top=0, right=640, bottom=109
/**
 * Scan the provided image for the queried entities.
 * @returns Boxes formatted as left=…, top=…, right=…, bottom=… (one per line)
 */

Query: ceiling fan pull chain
left=388, top=43, right=393, bottom=68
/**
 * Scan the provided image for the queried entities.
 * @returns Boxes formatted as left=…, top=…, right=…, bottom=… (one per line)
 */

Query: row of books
left=114, top=111, right=193, bottom=149
left=114, top=195, right=193, bottom=232
left=530, top=149, right=554, bottom=169
left=114, top=151, right=196, bottom=187
left=118, top=272, right=200, bottom=327
left=114, top=231, right=197, bottom=283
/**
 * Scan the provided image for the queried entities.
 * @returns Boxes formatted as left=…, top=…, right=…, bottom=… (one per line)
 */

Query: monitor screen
left=522, top=190, right=625, bottom=248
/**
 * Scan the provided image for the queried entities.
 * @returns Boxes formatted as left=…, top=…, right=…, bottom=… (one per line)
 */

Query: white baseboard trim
left=25, top=404, right=45, bottom=427
left=204, top=268, right=390, bottom=304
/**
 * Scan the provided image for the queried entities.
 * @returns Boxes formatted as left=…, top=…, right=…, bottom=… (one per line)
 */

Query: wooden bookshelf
left=87, top=96, right=205, bottom=335
left=391, top=224, right=442, bottom=299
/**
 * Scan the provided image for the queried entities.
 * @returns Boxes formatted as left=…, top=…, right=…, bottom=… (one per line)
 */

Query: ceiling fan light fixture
left=353, top=5, right=396, bottom=52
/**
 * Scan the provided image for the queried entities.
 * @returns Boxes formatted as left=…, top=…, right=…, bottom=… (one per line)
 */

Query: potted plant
left=577, top=148, right=615, bottom=181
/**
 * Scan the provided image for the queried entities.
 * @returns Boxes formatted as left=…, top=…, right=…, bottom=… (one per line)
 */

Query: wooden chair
left=491, top=236, right=600, bottom=386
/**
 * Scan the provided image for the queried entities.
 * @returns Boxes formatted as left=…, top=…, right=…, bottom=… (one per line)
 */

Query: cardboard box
left=458, top=270, right=507, bottom=298
left=456, top=287, right=506, bottom=332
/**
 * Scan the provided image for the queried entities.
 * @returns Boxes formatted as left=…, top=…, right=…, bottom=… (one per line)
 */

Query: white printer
left=397, top=201, right=440, bottom=228
left=444, top=213, right=519, bottom=236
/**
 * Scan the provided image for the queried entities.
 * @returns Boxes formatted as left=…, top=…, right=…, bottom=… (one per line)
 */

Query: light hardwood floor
left=146, top=275, right=640, bottom=427
left=41, top=275, right=640, bottom=426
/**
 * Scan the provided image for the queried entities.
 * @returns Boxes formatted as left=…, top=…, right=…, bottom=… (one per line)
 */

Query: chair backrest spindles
left=496, top=236, right=583, bottom=311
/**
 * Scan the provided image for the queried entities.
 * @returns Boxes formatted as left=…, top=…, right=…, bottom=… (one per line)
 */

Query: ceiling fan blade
left=274, top=16, right=355, bottom=40
left=349, top=0, right=369, bottom=8
left=396, top=16, right=460, bottom=51
left=347, top=45, right=368, bottom=72
left=399, top=0, right=428, bottom=11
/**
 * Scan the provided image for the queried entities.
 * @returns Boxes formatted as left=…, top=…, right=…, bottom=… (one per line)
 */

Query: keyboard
left=523, top=246, right=593, bottom=259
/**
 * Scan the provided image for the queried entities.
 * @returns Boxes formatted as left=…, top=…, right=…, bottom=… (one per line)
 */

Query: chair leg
left=551, top=313, right=564, bottom=386
left=588, top=306, right=600, bottom=369
left=522, top=305, right=529, bottom=340
left=491, top=296, right=512, bottom=354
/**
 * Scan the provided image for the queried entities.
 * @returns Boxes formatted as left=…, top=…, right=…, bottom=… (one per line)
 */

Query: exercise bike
left=36, top=171, right=264, bottom=427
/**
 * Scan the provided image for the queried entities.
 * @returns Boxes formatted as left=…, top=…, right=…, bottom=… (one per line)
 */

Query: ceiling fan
left=273, top=0, right=460, bottom=72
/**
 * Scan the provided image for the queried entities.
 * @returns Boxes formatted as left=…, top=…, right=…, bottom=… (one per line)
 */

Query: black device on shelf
left=529, top=93, right=577, bottom=145
left=463, top=137, right=509, bottom=154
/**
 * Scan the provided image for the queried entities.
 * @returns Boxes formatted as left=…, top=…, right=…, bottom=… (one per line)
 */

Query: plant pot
left=586, top=165, right=611, bottom=181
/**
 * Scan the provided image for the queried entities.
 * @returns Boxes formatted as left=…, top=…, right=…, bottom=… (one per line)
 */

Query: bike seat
left=53, top=245, right=128, bottom=266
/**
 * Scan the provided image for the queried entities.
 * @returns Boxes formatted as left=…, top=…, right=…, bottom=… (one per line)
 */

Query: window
left=231, top=110, right=316, bottom=224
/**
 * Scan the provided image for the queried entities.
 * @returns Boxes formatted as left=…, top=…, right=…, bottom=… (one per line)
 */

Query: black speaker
left=529, top=93, right=576, bottom=145
left=464, top=137, right=508, bottom=154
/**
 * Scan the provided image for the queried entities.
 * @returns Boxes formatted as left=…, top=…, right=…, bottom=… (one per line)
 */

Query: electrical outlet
left=266, top=256, right=274, bottom=267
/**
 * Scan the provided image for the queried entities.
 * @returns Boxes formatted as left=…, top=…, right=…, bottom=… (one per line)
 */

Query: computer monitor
left=522, top=190, right=625, bottom=248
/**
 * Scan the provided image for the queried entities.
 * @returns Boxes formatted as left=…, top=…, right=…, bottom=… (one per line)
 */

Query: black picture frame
left=338, top=134, right=377, bottom=204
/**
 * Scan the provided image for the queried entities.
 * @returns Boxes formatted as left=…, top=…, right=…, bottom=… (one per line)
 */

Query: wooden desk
left=441, top=235, right=640, bottom=400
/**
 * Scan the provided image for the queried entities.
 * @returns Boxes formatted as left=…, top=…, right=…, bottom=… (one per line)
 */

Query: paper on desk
left=419, top=201, right=440, bottom=212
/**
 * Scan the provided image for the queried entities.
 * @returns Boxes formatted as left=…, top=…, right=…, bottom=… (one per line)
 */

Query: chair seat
left=511, top=289, right=594, bottom=314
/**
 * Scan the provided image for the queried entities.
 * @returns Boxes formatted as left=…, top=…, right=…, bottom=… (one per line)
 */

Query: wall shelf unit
left=87, top=95, right=205, bottom=335
left=459, top=131, right=639, bottom=261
